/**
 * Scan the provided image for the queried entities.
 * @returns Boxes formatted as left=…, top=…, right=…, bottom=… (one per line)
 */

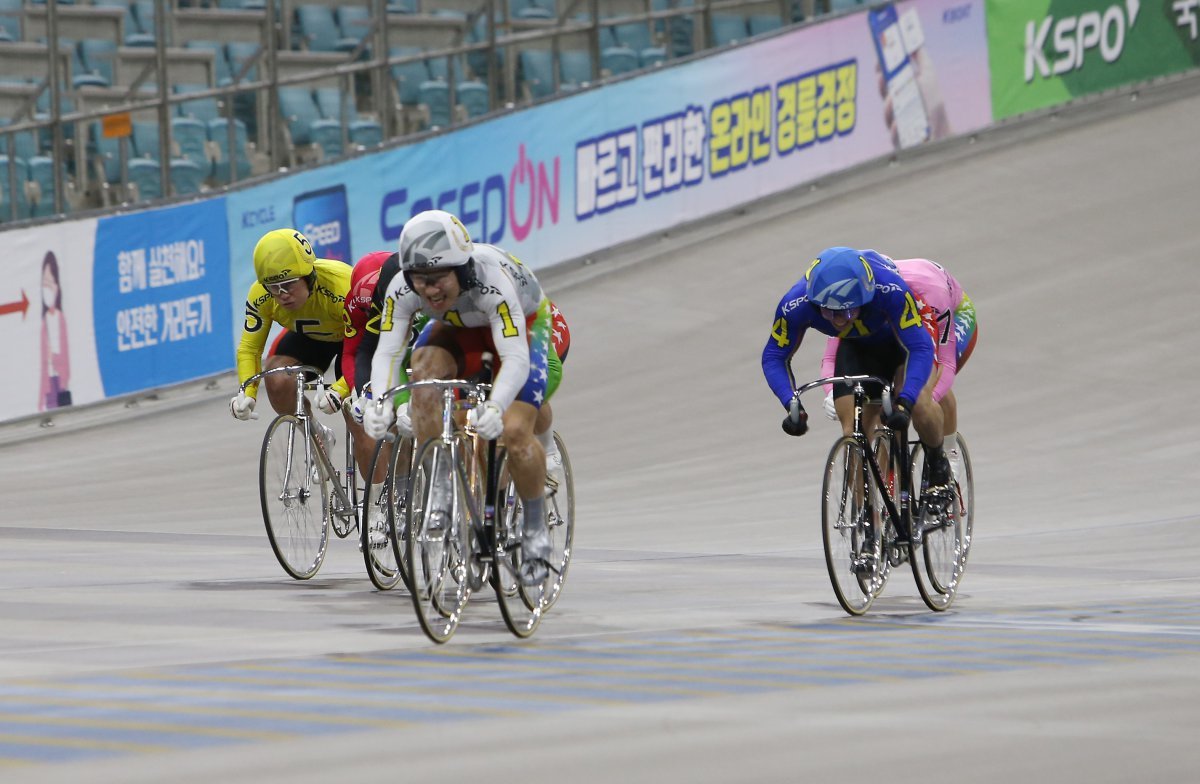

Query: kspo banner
left=987, top=0, right=1200, bottom=118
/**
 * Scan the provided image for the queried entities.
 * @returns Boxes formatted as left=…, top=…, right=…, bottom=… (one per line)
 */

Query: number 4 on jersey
left=771, top=317, right=789, bottom=348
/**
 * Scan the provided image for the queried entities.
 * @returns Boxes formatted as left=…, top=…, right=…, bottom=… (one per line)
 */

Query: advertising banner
left=987, top=0, right=1200, bottom=119
left=0, top=219, right=104, bottom=418
left=227, top=0, right=992, bottom=343
left=93, top=198, right=233, bottom=396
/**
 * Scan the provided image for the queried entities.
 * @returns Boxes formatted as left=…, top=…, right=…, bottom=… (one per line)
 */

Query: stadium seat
left=27, top=155, right=61, bottom=216
left=314, top=86, right=352, bottom=124
left=171, top=116, right=210, bottom=178
left=748, top=14, right=783, bottom=36
left=336, top=5, right=372, bottom=54
left=174, top=84, right=221, bottom=125
left=128, top=156, right=161, bottom=201
left=130, top=0, right=163, bottom=46
left=0, top=154, right=31, bottom=221
left=710, top=14, right=747, bottom=46
left=348, top=118, right=382, bottom=147
left=518, top=49, right=554, bottom=100
left=640, top=46, right=666, bottom=67
left=309, top=118, right=343, bottom=159
left=79, top=39, right=118, bottom=89
left=207, top=117, right=252, bottom=183
left=417, top=80, right=451, bottom=128
left=456, top=80, right=488, bottom=119
left=608, top=20, right=653, bottom=53
left=295, top=5, right=341, bottom=52
left=390, top=46, right=430, bottom=105
left=558, top=49, right=592, bottom=89
left=278, top=86, right=321, bottom=145
left=169, top=157, right=205, bottom=196
left=600, top=46, right=638, bottom=77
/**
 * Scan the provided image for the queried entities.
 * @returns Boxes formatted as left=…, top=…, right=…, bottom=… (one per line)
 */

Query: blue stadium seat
left=207, top=117, right=252, bottom=183
left=390, top=46, right=430, bottom=105
left=130, top=0, right=164, bottom=46
left=456, top=80, right=488, bottom=119
left=27, top=155, right=61, bottom=216
left=748, top=14, right=783, bottom=36
left=559, top=49, right=592, bottom=89
left=79, top=39, right=118, bottom=88
left=132, top=121, right=161, bottom=161
left=336, top=5, right=372, bottom=54
left=174, top=84, right=221, bottom=124
left=0, top=0, right=20, bottom=43
left=128, top=157, right=161, bottom=201
left=417, top=80, right=451, bottom=128
left=184, top=41, right=233, bottom=84
left=89, top=121, right=124, bottom=184
left=171, top=116, right=210, bottom=179
left=169, top=158, right=206, bottom=196
left=278, top=86, right=321, bottom=145
left=640, top=46, right=666, bottom=67
left=314, top=86, right=352, bottom=124
left=348, top=118, right=382, bottom=148
left=608, top=20, right=653, bottom=53
left=710, top=13, right=747, bottom=46
left=309, top=119, right=343, bottom=158
left=295, top=5, right=340, bottom=52
left=518, top=49, right=554, bottom=100
left=600, top=46, right=638, bottom=77
left=0, top=154, right=31, bottom=221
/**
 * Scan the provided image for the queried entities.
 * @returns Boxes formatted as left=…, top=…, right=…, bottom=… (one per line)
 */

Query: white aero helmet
left=399, top=210, right=474, bottom=271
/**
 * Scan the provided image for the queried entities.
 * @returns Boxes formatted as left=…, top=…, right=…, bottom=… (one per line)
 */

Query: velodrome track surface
left=2, top=75, right=1199, bottom=783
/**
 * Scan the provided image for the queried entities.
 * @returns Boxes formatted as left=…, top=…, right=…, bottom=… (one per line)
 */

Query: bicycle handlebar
left=239, top=364, right=322, bottom=393
left=791, top=375, right=892, bottom=402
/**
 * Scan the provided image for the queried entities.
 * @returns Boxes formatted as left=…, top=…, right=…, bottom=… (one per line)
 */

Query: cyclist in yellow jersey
left=230, top=228, right=359, bottom=457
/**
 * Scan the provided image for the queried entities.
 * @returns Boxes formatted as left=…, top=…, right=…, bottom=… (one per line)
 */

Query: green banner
left=987, top=0, right=1200, bottom=118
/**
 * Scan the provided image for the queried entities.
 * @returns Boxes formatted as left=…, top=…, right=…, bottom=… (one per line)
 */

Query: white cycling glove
left=468, top=400, right=505, bottom=441
left=363, top=400, right=394, bottom=440
left=394, top=402, right=413, bottom=439
left=823, top=392, right=838, bottom=421
left=230, top=391, right=256, bottom=421
left=316, top=386, right=343, bottom=415
left=348, top=389, right=367, bottom=425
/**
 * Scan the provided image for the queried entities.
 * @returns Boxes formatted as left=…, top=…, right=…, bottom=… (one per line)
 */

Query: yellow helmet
left=253, top=228, right=316, bottom=285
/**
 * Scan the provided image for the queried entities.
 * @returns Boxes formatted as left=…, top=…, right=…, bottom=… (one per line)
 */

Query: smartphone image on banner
left=292, top=184, right=352, bottom=262
left=867, top=3, right=929, bottom=149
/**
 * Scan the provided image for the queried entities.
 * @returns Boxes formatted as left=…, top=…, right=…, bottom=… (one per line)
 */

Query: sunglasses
left=265, top=278, right=302, bottom=296
left=820, top=306, right=860, bottom=321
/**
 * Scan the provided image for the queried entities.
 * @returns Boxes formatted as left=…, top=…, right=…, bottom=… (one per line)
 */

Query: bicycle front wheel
left=406, top=438, right=471, bottom=643
left=259, top=415, right=329, bottom=580
left=821, top=436, right=884, bottom=616
left=361, top=436, right=406, bottom=591
left=490, top=462, right=546, bottom=639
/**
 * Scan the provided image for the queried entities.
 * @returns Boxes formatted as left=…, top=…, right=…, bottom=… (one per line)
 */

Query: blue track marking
left=0, top=597, right=1198, bottom=768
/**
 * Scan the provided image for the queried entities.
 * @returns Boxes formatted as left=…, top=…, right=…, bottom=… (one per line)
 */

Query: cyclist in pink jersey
left=821, top=257, right=977, bottom=468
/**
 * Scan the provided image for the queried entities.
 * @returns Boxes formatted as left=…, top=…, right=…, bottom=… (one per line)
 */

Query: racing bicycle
left=791, top=375, right=974, bottom=615
left=241, top=365, right=360, bottom=580
left=374, top=370, right=575, bottom=643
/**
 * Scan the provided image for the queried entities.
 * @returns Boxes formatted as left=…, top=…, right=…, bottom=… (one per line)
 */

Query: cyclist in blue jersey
left=761, top=246, right=952, bottom=490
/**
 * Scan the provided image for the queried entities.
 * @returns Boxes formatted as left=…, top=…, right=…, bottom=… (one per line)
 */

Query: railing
left=0, top=0, right=818, bottom=224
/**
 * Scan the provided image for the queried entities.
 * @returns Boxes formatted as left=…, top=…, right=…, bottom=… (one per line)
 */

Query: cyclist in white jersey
left=363, top=210, right=569, bottom=586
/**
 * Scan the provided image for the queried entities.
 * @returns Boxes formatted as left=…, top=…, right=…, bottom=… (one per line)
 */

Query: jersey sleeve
left=877, top=275, right=936, bottom=406
left=235, top=284, right=274, bottom=399
left=761, top=286, right=811, bottom=409
left=484, top=281, right=532, bottom=412
left=368, top=279, right=417, bottom=409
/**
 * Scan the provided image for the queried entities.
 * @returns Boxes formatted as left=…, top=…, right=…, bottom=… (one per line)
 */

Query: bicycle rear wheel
left=908, top=445, right=966, bottom=611
left=406, top=438, right=470, bottom=643
left=259, top=414, right=329, bottom=580
left=361, top=437, right=406, bottom=591
left=821, top=436, right=885, bottom=616
left=542, top=431, right=575, bottom=610
left=953, top=433, right=975, bottom=566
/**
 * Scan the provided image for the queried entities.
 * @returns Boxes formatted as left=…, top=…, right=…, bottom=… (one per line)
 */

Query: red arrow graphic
left=0, top=290, right=29, bottom=319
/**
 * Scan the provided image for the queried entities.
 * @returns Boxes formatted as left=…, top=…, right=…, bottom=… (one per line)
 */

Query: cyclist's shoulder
left=314, top=258, right=353, bottom=290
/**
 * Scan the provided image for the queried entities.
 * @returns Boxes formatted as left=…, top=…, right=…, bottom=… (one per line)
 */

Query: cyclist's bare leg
left=409, top=345, right=457, bottom=443
left=345, top=408, right=388, bottom=482
left=908, top=374, right=944, bottom=450
left=500, top=401, right=545, bottom=500
left=534, top=401, right=552, bottom=437
left=264, top=354, right=306, bottom=415
left=940, top=389, right=957, bottom=437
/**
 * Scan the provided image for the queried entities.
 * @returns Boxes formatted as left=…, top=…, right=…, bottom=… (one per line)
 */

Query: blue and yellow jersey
left=236, top=258, right=352, bottom=398
left=761, top=250, right=936, bottom=408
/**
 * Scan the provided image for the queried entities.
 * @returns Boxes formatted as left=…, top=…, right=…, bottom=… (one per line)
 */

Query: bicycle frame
left=793, top=375, right=915, bottom=543
left=242, top=365, right=357, bottom=528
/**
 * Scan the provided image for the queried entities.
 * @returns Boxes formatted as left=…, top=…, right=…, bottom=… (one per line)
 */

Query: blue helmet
left=805, top=247, right=876, bottom=310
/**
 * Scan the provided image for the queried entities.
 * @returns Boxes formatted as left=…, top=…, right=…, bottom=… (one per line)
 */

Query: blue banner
left=93, top=199, right=233, bottom=396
